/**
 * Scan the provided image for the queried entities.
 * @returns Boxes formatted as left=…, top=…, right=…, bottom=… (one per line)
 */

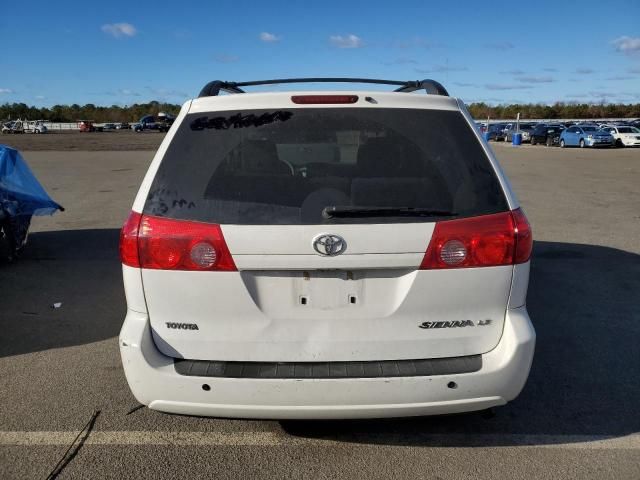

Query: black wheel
left=579, top=138, right=585, bottom=148
left=546, top=136, right=553, bottom=147
left=530, top=136, right=537, bottom=146
left=616, top=139, right=624, bottom=148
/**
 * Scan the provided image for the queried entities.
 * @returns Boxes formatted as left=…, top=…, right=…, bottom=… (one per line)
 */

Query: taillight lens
left=119, top=212, right=236, bottom=271
left=512, top=208, right=532, bottom=263
left=291, top=95, right=358, bottom=104
left=120, top=211, right=142, bottom=267
left=420, top=209, right=532, bottom=269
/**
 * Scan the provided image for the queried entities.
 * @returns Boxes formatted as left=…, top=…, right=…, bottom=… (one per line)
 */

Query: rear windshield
left=144, top=108, right=508, bottom=225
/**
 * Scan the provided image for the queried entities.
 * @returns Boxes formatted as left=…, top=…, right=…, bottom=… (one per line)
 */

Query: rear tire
left=546, top=136, right=553, bottom=147
left=530, top=136, right=537, bottom=146
left=616, top=139, right=624, bottom=148
left=560, top=139, right=566, bottom=148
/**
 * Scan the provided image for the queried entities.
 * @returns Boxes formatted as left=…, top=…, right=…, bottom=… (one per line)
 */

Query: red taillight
left=512, top=208, right=533, bottom=263
left=420, top=209, right=532, bottom=269
left=120, top=211, right=142, bottom=267
left=119, top=213, right=236, bottom=271
left=291, top=95, right=358, bottom=104
left=138, top=215, right=236, bottom=271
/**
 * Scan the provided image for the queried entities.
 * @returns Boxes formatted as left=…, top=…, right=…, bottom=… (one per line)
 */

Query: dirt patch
left=0, top=130, right=164, bottom=151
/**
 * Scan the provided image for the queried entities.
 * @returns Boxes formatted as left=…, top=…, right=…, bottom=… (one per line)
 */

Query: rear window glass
left=144, top=108, right=508, bottom=225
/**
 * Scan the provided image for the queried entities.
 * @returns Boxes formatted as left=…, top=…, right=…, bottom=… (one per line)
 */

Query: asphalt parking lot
left=1, top=141, right=639, bottom=479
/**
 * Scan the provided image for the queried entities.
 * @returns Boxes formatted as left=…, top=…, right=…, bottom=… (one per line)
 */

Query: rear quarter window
left=144, top=108, right=509, bottom=225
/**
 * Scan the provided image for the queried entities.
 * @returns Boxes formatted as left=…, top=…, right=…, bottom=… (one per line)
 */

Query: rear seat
left=205, top=140, right=352, bottom=209
left=205, top=136, right=451, bottom=213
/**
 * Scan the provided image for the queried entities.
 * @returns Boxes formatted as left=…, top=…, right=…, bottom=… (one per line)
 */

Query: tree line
left=1, top=100, right=639, bottom=123
left=0, top=102, right=182, bottom=123
left=468, top=102, right=640, bottom=120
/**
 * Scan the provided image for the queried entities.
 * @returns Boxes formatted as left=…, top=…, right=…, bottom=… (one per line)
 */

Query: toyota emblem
left=312, top=234, right=347, bottom=256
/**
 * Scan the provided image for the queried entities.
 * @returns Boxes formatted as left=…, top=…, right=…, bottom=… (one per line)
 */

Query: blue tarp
left=0, top=144, right=63, bottom=216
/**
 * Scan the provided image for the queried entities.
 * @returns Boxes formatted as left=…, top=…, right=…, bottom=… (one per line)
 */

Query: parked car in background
left=503, top=122, right=538, bottom=143
left=559, top=125, right=614, bottom=148
left=102, top=123, right=117, bottom=131
left=601, top=125, right=640, bottom=147
left=25, top=120, right=48, bottom=134
left=1, top=145, right=64, bottom=261
left=530, top=124, right=565, bottom=146
left=2, top=120, right=25, bottom=134
left=627, top=119, right=640, bottom=129
left=78, top=120, right=96, bottom=132
left=134, top=113, right=175, bottom=133
left=486, top=123, right=508, bottom=141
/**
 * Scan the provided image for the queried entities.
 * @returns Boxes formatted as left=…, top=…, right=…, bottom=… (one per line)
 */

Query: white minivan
left=119, top=78, right=535, bottom=419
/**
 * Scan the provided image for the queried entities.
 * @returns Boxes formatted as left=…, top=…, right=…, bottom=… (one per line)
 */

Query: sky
left=1, top=0, right=639, bottom=107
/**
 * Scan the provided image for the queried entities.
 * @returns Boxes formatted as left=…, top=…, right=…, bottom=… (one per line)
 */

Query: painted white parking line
left=0, top=431, right=639, bottom=449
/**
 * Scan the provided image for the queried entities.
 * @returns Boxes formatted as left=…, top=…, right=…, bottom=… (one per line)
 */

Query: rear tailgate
left=138, top=99, right=516, bottom=362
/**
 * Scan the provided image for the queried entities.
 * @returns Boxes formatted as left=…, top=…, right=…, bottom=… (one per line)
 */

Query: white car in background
left=26, top=121, right=48, bottom=134
left=118, top=77, right=535, bottom=419
left=601, top=125, right=640, bottom=147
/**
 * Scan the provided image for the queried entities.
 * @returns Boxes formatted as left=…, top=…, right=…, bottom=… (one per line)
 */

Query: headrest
left=241, top=140, right=289, bottom=174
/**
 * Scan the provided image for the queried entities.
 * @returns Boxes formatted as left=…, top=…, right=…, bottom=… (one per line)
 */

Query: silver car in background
left=503, top=122, right=538, bottom=143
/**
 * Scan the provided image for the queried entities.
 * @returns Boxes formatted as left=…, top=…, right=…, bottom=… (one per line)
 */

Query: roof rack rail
left=197, top=78, right=449, bottom=98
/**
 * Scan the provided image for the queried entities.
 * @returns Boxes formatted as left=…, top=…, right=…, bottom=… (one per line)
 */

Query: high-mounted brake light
left=420, top=209, right=532, bottom=269
left=291, top=95, right=358, bottom=104
left=118, top=212, right=236, bottom=271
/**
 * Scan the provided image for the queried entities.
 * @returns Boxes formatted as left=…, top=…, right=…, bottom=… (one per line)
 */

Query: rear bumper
left=119, top=307, right=535, bottom=419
